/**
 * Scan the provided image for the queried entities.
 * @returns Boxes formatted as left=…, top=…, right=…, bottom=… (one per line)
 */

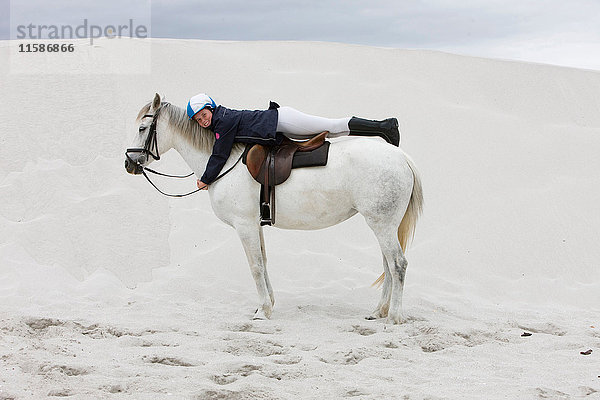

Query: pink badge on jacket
left=215, top=132, right=220, bottom=140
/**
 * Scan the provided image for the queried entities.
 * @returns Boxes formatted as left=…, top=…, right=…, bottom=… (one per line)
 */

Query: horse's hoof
left=367, top=309, right=387, bottom=320
left=386, top=315, right=404, bottom=325
left=253, top=308, right=271, bottom=320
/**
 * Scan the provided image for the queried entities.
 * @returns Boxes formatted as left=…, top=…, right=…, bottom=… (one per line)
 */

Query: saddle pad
left=291, top=141, right=330, bottom=168
left=242, top=141, right=330, bottom=170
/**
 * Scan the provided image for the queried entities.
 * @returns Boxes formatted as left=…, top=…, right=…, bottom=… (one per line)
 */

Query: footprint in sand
left=347, top=324, right=377, bottom=336
left=210, top=364, right=263, bottom=385
left=224, top=337, right=288, bottom=357
left=142, top=355, right=195, bottom=367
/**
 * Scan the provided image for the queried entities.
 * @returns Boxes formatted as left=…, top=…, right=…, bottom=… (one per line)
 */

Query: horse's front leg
left=259, top=227, right=275, bottom=307
left=236, top=224, right=273, bottom=320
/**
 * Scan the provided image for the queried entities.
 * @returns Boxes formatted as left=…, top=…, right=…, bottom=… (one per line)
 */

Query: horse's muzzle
left=124, top=153, right=145, bottom=175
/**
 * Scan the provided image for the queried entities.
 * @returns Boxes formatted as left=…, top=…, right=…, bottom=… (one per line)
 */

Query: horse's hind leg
left=236, top=224, right=273, bottom=319
left=368, top=223, right=408, bottom=324
left=367, top=253, right=392, bottom=320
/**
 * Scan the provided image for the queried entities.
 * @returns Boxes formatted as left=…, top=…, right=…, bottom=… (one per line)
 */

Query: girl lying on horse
left=186, top=93, right=400, bottom=190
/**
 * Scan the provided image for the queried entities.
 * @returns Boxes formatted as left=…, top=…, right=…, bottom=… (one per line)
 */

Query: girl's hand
left=197, top=179, right=209, bottom=190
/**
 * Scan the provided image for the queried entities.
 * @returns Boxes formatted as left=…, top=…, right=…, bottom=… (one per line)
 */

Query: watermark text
left=15, top=19, right=148, bottom=44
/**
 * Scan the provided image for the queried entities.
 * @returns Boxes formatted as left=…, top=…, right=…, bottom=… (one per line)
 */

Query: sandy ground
left=0, top=39, right=599, bottom=399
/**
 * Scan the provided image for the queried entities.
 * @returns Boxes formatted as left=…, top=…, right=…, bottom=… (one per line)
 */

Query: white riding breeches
left=276, top=106, right=351, bottom=140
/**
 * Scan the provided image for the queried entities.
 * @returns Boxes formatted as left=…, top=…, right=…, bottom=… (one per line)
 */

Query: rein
left=125, top=102, right=240, bottom=198
left=140, top=153, right=243, bottom=198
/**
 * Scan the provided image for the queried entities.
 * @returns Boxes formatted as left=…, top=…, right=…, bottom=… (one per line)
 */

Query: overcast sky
left=4, top=0, right=600, bottom=70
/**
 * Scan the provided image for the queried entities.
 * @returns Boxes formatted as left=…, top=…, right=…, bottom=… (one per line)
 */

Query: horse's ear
left=151, top=93, right=161, bottom=110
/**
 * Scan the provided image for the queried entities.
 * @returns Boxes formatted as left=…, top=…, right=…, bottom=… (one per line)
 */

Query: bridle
left=126, top=103, right=166, bottom=166
left=125, top=102, right=242, bottom=198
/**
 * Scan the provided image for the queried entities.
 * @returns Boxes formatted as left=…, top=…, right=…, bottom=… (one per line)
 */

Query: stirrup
left=260, top=202, right=272, bottom=226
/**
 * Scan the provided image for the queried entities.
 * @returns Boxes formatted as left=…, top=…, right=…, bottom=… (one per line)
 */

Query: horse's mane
left=137, top=102, right=216, bottom=153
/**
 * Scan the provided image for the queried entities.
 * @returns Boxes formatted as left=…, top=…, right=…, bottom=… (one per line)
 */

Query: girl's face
left=193, top=108, right=213, bottom=128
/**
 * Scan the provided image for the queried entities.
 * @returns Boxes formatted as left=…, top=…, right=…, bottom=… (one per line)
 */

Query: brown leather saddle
left=243, top=131, right=330, bottom=226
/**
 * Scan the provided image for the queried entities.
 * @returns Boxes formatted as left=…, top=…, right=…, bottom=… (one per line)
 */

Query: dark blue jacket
left=200, top=105, right=282, bottom=184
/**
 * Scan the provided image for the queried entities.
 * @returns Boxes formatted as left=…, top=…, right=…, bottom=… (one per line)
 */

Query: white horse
left=125, top=94, right=423, bottom=324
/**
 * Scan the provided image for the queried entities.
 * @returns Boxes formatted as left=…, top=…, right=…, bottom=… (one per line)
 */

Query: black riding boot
left=348, top=117, right=400, bottom=146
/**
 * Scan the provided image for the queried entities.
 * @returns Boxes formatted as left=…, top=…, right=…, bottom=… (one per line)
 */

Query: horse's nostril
left=124, top=159, right=130, bottom=169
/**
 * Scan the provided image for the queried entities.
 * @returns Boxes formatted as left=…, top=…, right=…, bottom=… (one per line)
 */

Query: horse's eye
left=139, top=126, right=146, bottom=133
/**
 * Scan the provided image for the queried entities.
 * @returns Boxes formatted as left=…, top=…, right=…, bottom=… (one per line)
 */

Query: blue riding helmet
left=187, top=93, right=217, bottom=119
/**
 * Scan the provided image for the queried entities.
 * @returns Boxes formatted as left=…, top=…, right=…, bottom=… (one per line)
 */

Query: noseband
left=125, top=102, right=242, bottom=198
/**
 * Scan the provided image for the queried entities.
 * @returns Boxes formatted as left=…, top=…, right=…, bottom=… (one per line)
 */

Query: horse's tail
left=372, top=154, right=423, bottom=287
